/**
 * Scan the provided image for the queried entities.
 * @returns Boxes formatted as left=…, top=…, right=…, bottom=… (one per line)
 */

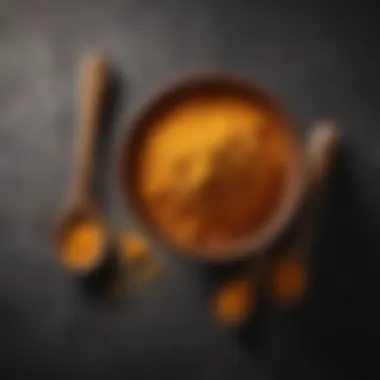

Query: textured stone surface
left=0, top=0, right=379, bottom=379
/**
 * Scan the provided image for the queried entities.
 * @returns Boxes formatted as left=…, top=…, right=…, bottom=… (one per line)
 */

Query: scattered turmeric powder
left=120, top=232, right=150, bottom=267
left=61, top=220, right=104, bottom=269
left=270, top=256, right=307, bottom=304
left=119, top=232, right=162, bottom=285
left=212, top=274, right=255, bottom=325
left=136, top=93, right=294, bottom=251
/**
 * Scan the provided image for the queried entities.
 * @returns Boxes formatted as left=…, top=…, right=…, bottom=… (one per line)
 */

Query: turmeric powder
left=119, top=231, right=162, bottom=285
left=61, top=221, right=104, bottom=269
left=120, top=232, right=150, bottom=267
left=212, top=275, right=255, bottom=325
left=270, top=256, right=307, bottom=304
left=136, top=93, right=294, bottom=251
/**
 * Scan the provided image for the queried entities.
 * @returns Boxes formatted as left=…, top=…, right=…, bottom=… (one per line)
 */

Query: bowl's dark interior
left=118, top=76, right=305, bottom=262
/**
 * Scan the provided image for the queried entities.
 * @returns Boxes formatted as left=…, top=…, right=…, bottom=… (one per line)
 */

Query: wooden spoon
left=212, top=121, right=340, bottom=326
left=57, top=53, right=108, bottom=276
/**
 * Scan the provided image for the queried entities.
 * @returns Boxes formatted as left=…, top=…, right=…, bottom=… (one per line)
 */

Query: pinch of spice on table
left=120, top=232, right=150, bottom=267
left=61, top=221, right=104, bottom=269
left=269, top=256, right=307, bottom=305
left=119, top=232, right=162, bottom=285
left=135, top=93, right=296, bottom=253
left=212, top=274, right=255, bottom=326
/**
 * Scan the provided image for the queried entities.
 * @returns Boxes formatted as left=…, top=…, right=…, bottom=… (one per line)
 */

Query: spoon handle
left=255, top=122, right=340, bottom=308
left=289, top=121, right=339, bottom=254
left=306, top=120, right=340, bottom=194
left=267, top=121, right=340, bottom=305
left=69, top=53, right=108, bottom=206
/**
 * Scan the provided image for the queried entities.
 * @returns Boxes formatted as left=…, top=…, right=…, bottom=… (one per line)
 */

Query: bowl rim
left=117, top=72, right=307, bottom=263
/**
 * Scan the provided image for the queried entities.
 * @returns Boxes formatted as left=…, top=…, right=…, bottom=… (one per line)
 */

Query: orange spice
left=136, top=94, right=294, bottom=250
left=119, top=232, right=162, bottom=285
left=212, top=275, right=255, bottom=325
left=120, top=232, right=150, bottom=267
left=61, top=221, right=104, bottom=269
left=270, top=256, right=307, bottom=304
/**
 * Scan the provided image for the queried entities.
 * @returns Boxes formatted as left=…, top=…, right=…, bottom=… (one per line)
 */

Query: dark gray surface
left=1, top=0, right=380, bottom=379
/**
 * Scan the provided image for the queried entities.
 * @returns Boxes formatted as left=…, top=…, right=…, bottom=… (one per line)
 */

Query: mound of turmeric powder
left=212, top=275, right=255, bottom=325
left=270, top=256, right=307, bottom=304
left=136, top=93, right=293, bottom=250
left=61, top=221, right=104, bottom=269
left=120, top=233, right=150, bottom=266
left=118, top=231, right=163, bottom=288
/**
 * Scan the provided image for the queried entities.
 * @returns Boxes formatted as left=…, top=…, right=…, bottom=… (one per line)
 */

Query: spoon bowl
left=58, top=207, right=107, bottom=275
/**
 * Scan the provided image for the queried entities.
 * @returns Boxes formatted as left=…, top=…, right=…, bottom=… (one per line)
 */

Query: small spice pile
left=270, top=256, right=307, bottom=305
left=119, top=232, right=162, bottom=285
left=120, top=233, right=150, bottom=266
left=136, top=94, right=294, bottom=250
left=212, top=274, right=255, bottom=326
left=212, top=256, right=307, bottom=326
left=61, top=220, right=104, bottom=269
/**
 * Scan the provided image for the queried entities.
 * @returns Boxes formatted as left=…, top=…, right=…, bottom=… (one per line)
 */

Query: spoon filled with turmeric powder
left=58, top=53, right=108, bottom=275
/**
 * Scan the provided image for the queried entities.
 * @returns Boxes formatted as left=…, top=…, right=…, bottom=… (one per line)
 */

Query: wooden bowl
left=117, top=74, right=306, bottom=263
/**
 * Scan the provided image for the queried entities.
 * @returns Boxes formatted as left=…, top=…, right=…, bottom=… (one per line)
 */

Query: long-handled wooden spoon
left=57, top=53, right=109, bottom=276
left=267, top=121, right=340, bottom=307
left=211, top=121, right=340, bottom=326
